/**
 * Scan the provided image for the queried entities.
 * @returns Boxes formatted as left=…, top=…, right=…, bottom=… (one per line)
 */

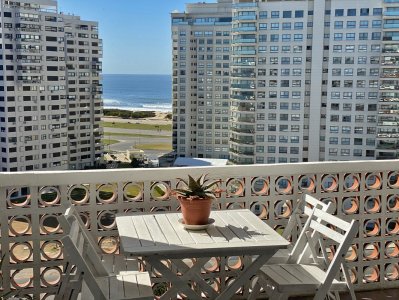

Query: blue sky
left=57, top=0, right=215, bottom=75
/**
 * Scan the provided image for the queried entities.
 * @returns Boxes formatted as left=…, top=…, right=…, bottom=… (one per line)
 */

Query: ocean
left=102, top=74, right=172, bottom=112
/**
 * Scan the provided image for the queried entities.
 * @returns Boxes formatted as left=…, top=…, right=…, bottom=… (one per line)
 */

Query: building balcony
left=1, top=160, right=399, bottom=299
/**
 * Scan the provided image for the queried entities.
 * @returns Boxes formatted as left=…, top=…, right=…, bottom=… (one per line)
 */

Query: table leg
left=146, top=256, right=217, bottom=300
left=215, top=254, right=273, bottom=300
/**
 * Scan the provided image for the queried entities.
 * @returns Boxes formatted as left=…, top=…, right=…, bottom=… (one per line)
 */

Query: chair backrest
left=60, top=224, right=108, bottom=300
left=290, top=206, right=357, bottom=299
left=58, top=206, right=109, bottom=276
left=282, top=194, right=333, bottom=240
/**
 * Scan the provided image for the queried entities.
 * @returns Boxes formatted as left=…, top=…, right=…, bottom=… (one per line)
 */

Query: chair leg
left=248, top=277, right=261, bottom=300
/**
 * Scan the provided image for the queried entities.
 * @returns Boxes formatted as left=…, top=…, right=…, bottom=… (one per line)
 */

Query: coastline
left=102, top=110, right=172, bottom=125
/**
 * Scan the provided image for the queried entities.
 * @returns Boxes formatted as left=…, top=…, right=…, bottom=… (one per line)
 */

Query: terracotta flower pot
left=178, top=196, right=212, bottom=225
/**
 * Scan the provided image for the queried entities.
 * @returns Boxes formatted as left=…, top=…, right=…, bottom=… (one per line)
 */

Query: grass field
left=101, top=122, right=172, bottom=131
left=104, top=132, right=170, bottom=139
left=102, top=139, right=120, bottom=146
left=135, top=143, right=173, bottom=151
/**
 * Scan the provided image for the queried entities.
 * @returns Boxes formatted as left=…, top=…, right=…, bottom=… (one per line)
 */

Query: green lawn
left=101, top=122, right=172, bottom=131
left=135, top=143, right=173, bottom=151
left=102, top=139, right=120, bottom=146
left=104, top=132, right=170, bottom=139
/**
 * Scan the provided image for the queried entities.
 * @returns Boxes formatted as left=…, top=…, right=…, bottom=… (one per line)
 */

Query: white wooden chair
left=58, top=206, right=140, bottom=274
left=250, top=206, right=357, bottom=300
left=267, top=194, right=333, bottom=265
left=56, top=207, right=153, bottom=300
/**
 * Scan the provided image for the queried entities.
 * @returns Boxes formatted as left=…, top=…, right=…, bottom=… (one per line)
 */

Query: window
left=358, top=44, right=367, bottom=52
left=358, top=56, right=367, bottom=64
left=360, top=20, right=369, bottom=28
left=333, top=57, right=342, bottom=64
left=335, top=9, right=344, bottom=17
left=270, top=34, right=279, bottom=42
left=271, top=11, right=279, bottom=18
left=332, top=68, right=341, bottom=76
left=282, top=34, right=291, bottom=42
left=271, top=23, right=279, bottom=30
left=344, top=68, right=353, bottom=76
left=282, top=22, right=291, bottom=30
left=347, top=21, right=356, bottom=28
left=372, top=32, right=381, bottom=40
left=294, top=34, right=303, bottom=41
left=294, top=22, right=303, bottom=30
left=360, top=8, right=369, bottom=16
left=333, top=45, right=342, bottom=52
left=295, top=10, right=304, bottom=18
left=346, top=33, right=355, bottom=40
left=283, top=11, right=292, bottom=18
left=329, top=137, right=338, bottom=144
left=359, top=33, right=368, bottom=40
left=372, top=20, right=381, bottom=28
left=373, top=8, right=382, bottom=16
left=347, top=9, right=356, bottom=16
left=334, top=33, right=343, bottom=41
left=259, top=11, right=267, bottom=19
left=259, top=23, right=267, bottom=30
left=334, top=21, right=343, bottom=29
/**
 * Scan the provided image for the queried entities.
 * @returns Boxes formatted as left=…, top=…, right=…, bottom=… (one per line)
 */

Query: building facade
left=172, top=0, right=399, bottom=164
left=0, top=0, right=103, bottom=172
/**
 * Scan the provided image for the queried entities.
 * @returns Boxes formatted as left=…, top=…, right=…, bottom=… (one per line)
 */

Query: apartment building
left=172, top=0, right=399, bottom=164
left=0, top=0, right=103, bottom=171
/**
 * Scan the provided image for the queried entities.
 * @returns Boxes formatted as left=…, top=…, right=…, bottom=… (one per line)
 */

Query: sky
left=57, top=0, right=216, bottom=75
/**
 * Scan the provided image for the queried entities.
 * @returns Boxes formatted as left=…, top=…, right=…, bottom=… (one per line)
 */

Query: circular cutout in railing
left=298, top=175, right=316, bottom=192
left=364, top=196, right=380, bottom=214
left=151, top=181, right=171, bottom=201
left=41, top=241, right=63, bottom=261
left=275, top=177, right=293, bottom=194
left=96, top=183, right=117, bottom=204
left=39, top=186, right=60, bottom=206
left=98, top=210, right=116, bottom=230
left=345, top=245, right=358, bottom=262
left=349, top=267, right=358, bottom=284
left=250, top=202, right=268, bottom=219
left=226, top=178, right=245, bottom=197
left=386, top=219, right=399, bottom=235
left=321, top=174, right=338, bottom=192
left=365, top=173, right=382, bottom=190
left=226, top=256, right=243, bottom=271
left=11, top=268, right=33, bottom=288
left=363, top=243, right=379, bottom=260
left=123, top=182, right=143, bottom=202
left=68, top=184, right=89, bottom=204
left=202, top=257, right=219, bottom=273
left=387, top=195, right=399, bottom=212
left=385, top=241, right=399, bottom=258
left=320, top=197, right=337, bottom=214
left=10, top=242, right=33, bottom=263
left=342, top=197, right=359, bottom=215
left=385, top=263, right=399, bottom=281
left=9, top=215, right=32, bottom=236
left=40, top=266, right=61, bottom=287
left=388, top=171, right=399, bottom=189
left=7, top=187, right=31, bottom=208
left=40, top=214, right=61, bottom=234
left=343, top=174, right=360, bottom=192
left=99, top=236, right=118, bottom=254
left=363, top=265, right=379, bottom=283
left=251, top=177, right=269, bottom=196
left=274, top=200, right=292, bottom=219
left=364, top=219, right=380, bottom=237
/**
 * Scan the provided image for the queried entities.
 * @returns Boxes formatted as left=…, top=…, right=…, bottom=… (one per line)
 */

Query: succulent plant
left=173, top=174, right=221, bottom=200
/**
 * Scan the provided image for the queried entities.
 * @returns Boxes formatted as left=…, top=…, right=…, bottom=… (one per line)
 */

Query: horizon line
left=103, top=73, right=172, bottom=76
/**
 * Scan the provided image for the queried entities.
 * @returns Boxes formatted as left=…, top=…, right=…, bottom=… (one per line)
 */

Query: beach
left=101, top=111, right=173, bottom=159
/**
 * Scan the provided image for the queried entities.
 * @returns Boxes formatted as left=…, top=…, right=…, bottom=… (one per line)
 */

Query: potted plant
left=172, top=174, right=222, bottom=225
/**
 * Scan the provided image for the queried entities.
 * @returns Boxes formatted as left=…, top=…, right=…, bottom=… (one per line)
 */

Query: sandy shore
left=102, top=111, right=172, bottom=125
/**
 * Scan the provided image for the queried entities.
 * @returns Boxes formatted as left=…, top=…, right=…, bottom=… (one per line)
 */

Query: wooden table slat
left=143, top=214, right=168, bottom=245
left=217, top=210, right=254, bottom=242
left=116, top=215, right=141, bottom=249
left=154, top=214, right=183, bottom=246
left=211, top=213, right=242, bottom=243
left=166, top=213, right=197, bottom=245
left=239, top=210, right=282, bottom=241
left=132, top=216, right=155, bottom=247
left=233, top=211, right=270, bottom=242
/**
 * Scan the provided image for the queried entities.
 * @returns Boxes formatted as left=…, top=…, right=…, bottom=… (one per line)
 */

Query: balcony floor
left=292, top=288, right=399, bottom=299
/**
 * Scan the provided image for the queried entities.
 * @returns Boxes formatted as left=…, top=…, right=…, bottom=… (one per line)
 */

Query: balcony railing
left=1, top=160, right=399, bottom=298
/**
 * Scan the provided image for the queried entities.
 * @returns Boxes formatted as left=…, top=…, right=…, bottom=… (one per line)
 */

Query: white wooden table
left=116, top=209, right=289, bottom=300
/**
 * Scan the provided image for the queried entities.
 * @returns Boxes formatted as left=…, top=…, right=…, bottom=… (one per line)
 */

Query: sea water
left=103, top=74, right=172, bottom=112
